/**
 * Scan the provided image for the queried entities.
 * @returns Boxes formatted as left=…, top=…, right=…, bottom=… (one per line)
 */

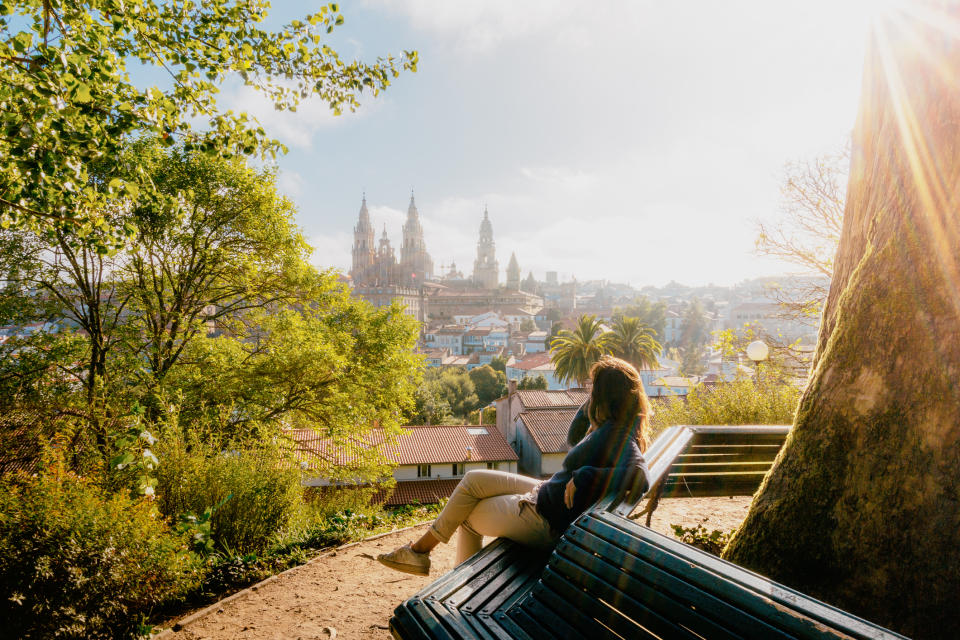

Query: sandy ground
left=168, top=496, right=751, bottom=640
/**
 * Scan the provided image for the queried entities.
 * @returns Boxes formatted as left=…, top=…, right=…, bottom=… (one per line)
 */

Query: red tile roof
left=518, top=408, right=578, bottom=454
left=288, top=424, right=517, bottom=470
left=511, top=352, right=554, bottom=371
left=383, top=479, right=461, bottom=507
left=515, top=389, right=588, bottom=409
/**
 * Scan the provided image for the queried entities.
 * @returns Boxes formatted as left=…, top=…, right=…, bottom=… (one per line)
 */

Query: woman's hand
left=564, top=478, right=576, bottom=509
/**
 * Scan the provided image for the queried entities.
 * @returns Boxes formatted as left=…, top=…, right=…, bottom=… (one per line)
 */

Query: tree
left=519, top=317, right=537, bottom=332
left=609, top=316, right=662, bottom=371
left=489, top=355, right=507, bottom=373
left=434, top=369, right=479, bottom=419
left=122, top=142, right=310, bottom=398
left=550, top=314, right=612, bottom=387
left=0, top=1, right=416, bottom=244
left=724, top=9, right=960, bottom=637
left=757, top=144, right=848, bottom=321
left=468, top=365, right=507, bottom=406
left=517, top=374, right=548, bottom=391
left=614, top=296, right=667, bottom=339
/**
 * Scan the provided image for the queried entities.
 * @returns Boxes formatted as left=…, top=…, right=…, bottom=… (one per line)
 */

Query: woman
left=377, top=355, right=651, bottom=576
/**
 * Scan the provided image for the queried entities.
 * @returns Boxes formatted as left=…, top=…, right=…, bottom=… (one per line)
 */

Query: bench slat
left=590, top=511, right=907, bottom=640
left=541, top=556, right=720, bottom=640
left=526, top=570, right=628, bottom=638
left=508, top=593, right=582, bottom=640
left=557, top=527, right=791, bottom=640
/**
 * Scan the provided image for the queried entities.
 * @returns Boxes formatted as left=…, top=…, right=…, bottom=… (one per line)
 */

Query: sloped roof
left=383, top=479, right=461, bottom=507
left=518, top=408, right=578, bottom=454
left=515, top=389, right=588, bottom=409
left=289, top=424, right=517, bottom=469
left=511, top=351, right=555, bottom=371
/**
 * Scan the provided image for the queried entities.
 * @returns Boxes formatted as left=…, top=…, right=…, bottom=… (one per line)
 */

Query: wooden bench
left=390, top=425, right=906, bottom=640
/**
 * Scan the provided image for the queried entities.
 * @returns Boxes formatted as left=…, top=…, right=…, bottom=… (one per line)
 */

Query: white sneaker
left=377, top=543, right=431, bottom=576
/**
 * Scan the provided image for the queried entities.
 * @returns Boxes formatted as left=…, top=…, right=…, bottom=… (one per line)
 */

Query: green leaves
left=0, top=1, right=418, bottom=250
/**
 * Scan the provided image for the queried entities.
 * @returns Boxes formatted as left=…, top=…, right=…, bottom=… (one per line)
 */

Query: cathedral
left=351, top=194, right=434, bottom=287
left=349, top=194, right=543, bottom=321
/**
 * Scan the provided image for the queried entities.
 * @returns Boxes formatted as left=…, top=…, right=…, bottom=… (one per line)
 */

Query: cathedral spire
left=473, top=207, right=498, bottom=289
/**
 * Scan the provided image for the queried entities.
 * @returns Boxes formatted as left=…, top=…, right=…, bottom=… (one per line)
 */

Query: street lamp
left=746, top=340, right=769, bottom=383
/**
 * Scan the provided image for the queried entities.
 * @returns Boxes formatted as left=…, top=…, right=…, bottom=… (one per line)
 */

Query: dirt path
left=167, top=497, right=751, bottom=640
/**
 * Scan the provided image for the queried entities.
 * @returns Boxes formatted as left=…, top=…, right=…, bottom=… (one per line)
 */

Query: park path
left=163, top=497, right=751, bottom=640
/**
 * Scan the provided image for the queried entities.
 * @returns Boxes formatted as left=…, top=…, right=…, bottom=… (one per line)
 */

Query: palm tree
left=610, top=316, right=662, bottom=371
left=550, top=314, right=613, bottom=387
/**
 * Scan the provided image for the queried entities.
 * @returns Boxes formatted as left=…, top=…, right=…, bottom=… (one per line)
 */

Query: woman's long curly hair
left=586, top=355, right=650, bottom=452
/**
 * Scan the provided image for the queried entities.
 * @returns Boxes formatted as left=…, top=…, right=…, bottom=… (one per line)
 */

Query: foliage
left=519, top=317, right=537, bottom=332
left=0, top=470, right=197, bottom=640
left=614, top=296, right=667, bottom=340
left=609, top=316, right=662, bottom=370
left=122, top=142, right=312, bottom=397
left=671, top=524, right=735, bottom=556
left=154, top=436, right=303, bottom=556
left=468, top=364, right=507, bottom=405
left=0, top=0, right=416, bottom=245
left=550, top=314, right=612, bottom=387
left=408, top=367, right=479, bottom=423
left=517, top=374, right=549, bottom=390
left=489, top=355, right=508, bottom=372
left=650, top=379, right=800, bottom=438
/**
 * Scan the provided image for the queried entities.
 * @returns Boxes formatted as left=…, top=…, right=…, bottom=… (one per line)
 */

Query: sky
left=232, top=1, right=878, bottom=287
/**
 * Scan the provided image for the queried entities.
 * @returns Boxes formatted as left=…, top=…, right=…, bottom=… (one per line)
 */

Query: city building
left=292, top=424, right=518, bottom=506
left=472, top=208, right=499, bottom=289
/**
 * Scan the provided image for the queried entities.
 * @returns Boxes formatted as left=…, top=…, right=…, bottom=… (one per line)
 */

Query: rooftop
left=518, top=408, right=578, bottom=454
left=289, top=424, right=518, bottom=469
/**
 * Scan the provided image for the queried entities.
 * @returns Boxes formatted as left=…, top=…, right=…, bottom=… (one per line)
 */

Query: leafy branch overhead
left=0, top=0, right=417, bottom=245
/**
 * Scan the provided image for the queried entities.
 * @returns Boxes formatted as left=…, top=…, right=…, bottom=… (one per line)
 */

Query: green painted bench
left=390, top=425, right=907, bottom=640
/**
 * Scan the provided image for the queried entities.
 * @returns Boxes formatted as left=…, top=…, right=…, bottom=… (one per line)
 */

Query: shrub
left=671, top=524, right=735, bottom=556
left=650, top=379, right=800, bottom=437
left=155, top=438, right=303, bottom=555
left=0, top=472, right=196, bottom=640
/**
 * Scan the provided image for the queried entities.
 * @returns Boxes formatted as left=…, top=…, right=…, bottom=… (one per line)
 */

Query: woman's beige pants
left=428, top=469, right=557, bottom=563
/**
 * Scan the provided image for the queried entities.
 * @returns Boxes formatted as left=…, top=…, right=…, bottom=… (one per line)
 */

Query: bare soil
left=167, top=496, right=751, bottom=640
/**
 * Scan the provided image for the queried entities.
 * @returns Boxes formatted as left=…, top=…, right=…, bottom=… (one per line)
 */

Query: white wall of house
left=541, top=453, right=565, bottom=476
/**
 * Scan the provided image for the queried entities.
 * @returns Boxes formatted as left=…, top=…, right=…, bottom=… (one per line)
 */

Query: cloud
left=366, top=0, right=580, bottom=54
left=222, top=83, right=382, bottom=149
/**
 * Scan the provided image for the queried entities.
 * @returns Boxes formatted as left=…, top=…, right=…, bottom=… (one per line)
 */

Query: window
left=486, top=462, right=501, bottom=470
left=452, top=463, right=464, bottom=476
left=467, top=427, right=488, bottom=435
left=417, top=464, right=432, bottom=478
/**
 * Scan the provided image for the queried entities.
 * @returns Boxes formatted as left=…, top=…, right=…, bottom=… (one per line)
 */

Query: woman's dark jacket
left=535, top=403, right=649, bottom=534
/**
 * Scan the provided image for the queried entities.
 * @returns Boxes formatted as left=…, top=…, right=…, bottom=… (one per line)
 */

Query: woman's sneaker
left=377, top=543, right=431, bottom=576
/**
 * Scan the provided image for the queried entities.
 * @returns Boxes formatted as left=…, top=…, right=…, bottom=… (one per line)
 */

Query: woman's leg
left=379, top=470, right=541, bottom=575
left=426, top=469, right=541, bottom=546
left=456, top=493, right=556, bottom=563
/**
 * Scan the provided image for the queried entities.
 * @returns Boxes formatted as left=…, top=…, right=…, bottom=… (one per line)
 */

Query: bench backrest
left=508, top=509, right=908, bottom=640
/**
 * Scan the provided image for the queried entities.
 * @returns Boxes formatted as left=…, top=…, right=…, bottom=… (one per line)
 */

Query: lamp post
left=746, top=340, right=769, bottom=384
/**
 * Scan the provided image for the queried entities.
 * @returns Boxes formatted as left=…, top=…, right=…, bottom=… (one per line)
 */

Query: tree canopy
left=0, top=1, right=416, bottom=245
left=550, top=314, right=612, bottom=387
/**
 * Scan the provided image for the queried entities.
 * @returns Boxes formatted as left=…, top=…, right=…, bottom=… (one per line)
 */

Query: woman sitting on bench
left=378, top=355, right=651, bottom=576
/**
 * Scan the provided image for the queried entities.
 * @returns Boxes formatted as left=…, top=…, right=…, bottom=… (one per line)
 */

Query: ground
left=166, top=496, right=751, bottom=639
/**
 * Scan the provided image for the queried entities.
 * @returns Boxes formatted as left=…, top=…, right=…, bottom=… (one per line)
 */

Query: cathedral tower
left=506, top=252, right=520, bottom=291
left=350, top=195, right=375, bottom=285
left=472, top=207, right=499, bottom=289
left=400, top=193, right=433, bottom=285
left=376, top=225, right=398, bottom=285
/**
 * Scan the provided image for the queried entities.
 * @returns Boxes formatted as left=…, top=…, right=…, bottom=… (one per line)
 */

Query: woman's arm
left=567, top=401, right=592, bottom=447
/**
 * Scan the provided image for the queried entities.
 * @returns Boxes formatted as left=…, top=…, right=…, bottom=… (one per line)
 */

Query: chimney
left=508, top=378, right=518, bottom=395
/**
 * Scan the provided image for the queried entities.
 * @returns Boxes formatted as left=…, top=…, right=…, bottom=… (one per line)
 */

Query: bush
left=155, top=438, right=303, bottom=556
left=650, top=379, right=800, bottom=437
left=0, top=472, right=196, bottom=640
left=671, top=524, right=735, bottom=556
